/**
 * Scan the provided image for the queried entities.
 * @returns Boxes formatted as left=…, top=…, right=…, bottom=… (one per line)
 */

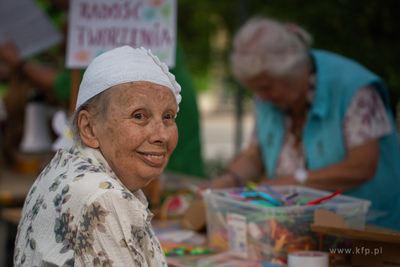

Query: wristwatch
left=294, top=168, right=308, bottom=186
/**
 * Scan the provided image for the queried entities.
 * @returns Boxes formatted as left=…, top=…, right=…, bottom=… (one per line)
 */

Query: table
left=0, top=169, right=37, bottom=266
left=0, top=207, right=23, bottom=267
left=1, top=208, right=22, bottom=226
left=0, top=170, right=37, bottom=207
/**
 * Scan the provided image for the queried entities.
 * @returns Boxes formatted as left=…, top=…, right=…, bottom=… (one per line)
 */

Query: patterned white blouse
left=14, top=146, right=167, bottom=267
left=275, top=85, right=392, bottom=177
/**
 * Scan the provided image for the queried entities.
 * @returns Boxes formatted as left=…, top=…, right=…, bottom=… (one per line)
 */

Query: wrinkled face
left=90, top=81, right=178, bottom=191
left=242, top=71, right=308, bottom=110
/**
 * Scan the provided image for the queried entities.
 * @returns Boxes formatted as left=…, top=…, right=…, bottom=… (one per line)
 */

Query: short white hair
left=230, top=17, right=313, bottom=82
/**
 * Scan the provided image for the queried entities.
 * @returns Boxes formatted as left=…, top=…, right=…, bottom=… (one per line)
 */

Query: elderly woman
left=14, top=46, right=180, bottom=266
left=211, top=17, right=400, bottom=230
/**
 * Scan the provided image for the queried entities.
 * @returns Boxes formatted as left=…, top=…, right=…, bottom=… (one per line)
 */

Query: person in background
left=0, top=41, right=63, bottom=167
left=209, top=17, right=400, bottom=230
left=14, top=46, right=180, bottom=266
left=0, top=0, right=69, bottom=165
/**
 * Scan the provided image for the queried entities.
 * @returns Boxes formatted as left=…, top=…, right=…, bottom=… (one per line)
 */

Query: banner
left=66, top=0, right=177, bottom=69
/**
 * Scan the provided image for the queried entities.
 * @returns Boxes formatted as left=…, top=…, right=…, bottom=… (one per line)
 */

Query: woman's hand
left=195, top=175, right=235, bottom=199
left=262, top=139, right=380, bottom=192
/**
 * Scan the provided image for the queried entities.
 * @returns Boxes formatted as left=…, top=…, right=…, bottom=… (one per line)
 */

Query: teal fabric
left=256, top=49, right=400, bottom=230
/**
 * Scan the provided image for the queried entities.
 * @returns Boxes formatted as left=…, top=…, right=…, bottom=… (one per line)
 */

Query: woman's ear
left=78, top=110, right=100, bottom=148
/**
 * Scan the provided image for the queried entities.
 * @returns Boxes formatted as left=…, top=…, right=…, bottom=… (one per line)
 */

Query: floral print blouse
left=14, top=146, right=167, bottom=267
left=275, top=85, right=392, bottom=177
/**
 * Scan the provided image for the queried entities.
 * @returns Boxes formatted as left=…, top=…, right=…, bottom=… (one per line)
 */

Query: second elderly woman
left=210, top=17, right=400, bottom=231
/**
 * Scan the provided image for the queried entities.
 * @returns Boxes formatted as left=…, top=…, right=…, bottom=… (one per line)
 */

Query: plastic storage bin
left=202, top=186, right=370, bottom=262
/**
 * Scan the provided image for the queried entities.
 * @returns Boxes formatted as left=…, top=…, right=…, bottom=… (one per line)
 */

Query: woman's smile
left=137, top=151, right=166, bottom=167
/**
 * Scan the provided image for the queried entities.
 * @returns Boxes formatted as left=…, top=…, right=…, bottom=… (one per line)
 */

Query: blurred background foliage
left=176, top=0, right=400, bottom=114
left=31, top=0, right=400, bottom=173
left=37, top=0, right=400, bottom=114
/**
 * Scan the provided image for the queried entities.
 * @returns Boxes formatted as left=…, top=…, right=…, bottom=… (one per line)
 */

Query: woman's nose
left=149, top=120, right=169, bottom=144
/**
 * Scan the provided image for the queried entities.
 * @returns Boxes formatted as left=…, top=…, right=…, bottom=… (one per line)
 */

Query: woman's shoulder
left=36, top=147, right=126, bottom=203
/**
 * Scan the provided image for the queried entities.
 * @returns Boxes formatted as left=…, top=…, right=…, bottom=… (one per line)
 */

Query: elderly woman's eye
left=134, top=113, right=143, bottom=119
left=164, top=114, right=174, bottom=120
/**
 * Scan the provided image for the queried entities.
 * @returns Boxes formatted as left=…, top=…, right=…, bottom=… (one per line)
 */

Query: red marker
left=306, top=190, right=343, bottom=205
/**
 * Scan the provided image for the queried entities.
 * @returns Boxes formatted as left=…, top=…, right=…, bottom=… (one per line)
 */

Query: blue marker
left=258, top=192, right=282, bottom=206
left=249, top=200, right=276, bottom=207
left=263, top=184, right=295, bottom=205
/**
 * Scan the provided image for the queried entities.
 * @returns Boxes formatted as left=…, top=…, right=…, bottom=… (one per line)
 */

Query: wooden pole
left=69, top=69, right=80, bottom=114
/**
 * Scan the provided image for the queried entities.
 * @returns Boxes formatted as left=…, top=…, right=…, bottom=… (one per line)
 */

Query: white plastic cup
left=288, top=251, right=329, bottom=267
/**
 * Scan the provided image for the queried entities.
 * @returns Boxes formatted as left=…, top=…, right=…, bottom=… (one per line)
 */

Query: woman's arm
left=264, top=139, right=379, bottom=191
left=211, top=141, right=266, bottom=188
left=0, top=41, right=57, bottom=91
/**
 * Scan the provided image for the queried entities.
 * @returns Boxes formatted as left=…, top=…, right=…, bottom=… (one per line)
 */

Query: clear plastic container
left=202, top=186, right=370, bottom=262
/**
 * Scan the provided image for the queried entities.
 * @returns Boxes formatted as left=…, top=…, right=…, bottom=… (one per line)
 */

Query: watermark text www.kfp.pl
left=329, top=247, right=383, bottom=256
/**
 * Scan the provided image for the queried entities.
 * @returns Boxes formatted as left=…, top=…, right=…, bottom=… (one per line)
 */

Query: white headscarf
left=76, top=46, right=182, bottom=111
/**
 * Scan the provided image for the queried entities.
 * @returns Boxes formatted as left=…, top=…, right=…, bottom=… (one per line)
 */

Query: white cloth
left=77, top=46, right=181, bottom=111
left=14, top=146, right=167, bottom=267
